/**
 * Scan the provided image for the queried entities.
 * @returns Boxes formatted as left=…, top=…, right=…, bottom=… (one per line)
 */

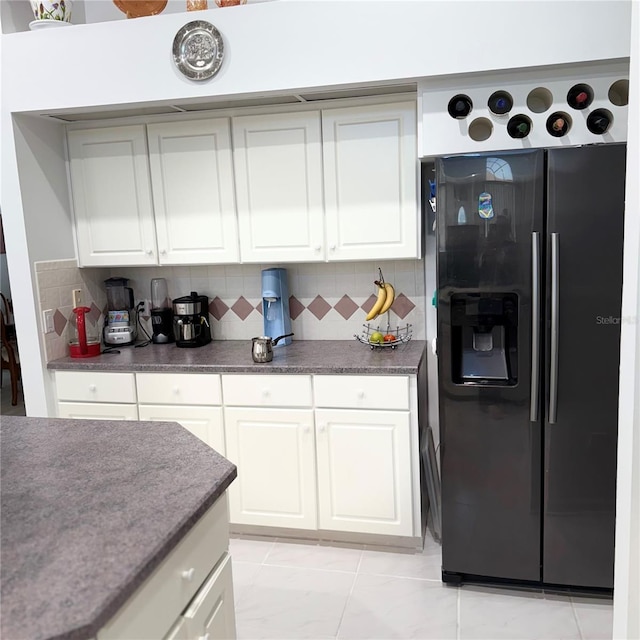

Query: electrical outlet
left=43, top=309, right=54, bottom=334
left=137, top=300, right=149, bottom=315
left=72, top=289, right=82, bottom=308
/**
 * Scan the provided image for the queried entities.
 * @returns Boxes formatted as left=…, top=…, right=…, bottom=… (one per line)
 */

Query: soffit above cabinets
left=41, top=83, right=417, bottom=123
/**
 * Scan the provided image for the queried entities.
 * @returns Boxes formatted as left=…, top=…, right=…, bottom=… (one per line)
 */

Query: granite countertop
left=0, top=416, right=237, bottom=640
left=47, top=339, right=427, bottom=375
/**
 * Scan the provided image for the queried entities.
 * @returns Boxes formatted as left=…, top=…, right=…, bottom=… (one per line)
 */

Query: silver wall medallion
left=173, top=21, right=224, bottom=81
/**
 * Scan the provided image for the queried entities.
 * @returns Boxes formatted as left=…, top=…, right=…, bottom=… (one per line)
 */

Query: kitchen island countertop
left=47, top=339, right=426, bottom=375
left=0, top=416, right=237, bottom=640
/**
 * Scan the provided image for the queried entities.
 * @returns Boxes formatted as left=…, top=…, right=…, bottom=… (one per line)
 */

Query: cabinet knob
left=314, top=245, right=322, bottom=252
left=172, top=387, right=180, bottom=395
left=329, top=244, right=336, bottom=251
left=145, top=248, right=153, bottom=256
left=318, top=424, right=326, bottom=433
left=181, top=568, right=195, bottom=581
left=303, top=425, right=311, bottom=434
left=262, top=388, right=270, bottom=397
left=357, top=389, right=365, bottom=399
left=88, top=384, right=96, bottom=392
left=160, top=248, right=167, bottom=255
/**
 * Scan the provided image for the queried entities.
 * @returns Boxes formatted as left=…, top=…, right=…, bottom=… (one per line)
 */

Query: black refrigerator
left=436, top=144, right=626, bottom=590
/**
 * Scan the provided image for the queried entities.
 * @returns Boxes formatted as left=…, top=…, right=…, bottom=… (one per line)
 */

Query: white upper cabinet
left=147, top=119, right=239, bottom=264
left=232, top=111, right=325, bottom=263
left=322, top=101, right=419, bottom=261
left=68, top=125, right=158, bottom=267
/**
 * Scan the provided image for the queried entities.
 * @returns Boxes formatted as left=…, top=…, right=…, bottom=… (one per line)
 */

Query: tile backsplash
left=35, top=260, right=426, bottom=362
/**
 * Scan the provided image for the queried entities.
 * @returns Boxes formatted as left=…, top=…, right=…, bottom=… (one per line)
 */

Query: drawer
left=98, top=493, right=230, bottom=640
left=58, top=402, right=138, bottom=421
left=222, top=374, right=312, bottom=407
left=55, top=371, right=136, bottom=403
left=136, top=373, right=222, bottom=406
left=313, top=375, right=409, bottom=410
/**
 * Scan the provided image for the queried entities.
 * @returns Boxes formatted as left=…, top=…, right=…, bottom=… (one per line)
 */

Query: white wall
left=1, top=2, right=632, bottom=115
left=613, top=1, right=640, bottom=637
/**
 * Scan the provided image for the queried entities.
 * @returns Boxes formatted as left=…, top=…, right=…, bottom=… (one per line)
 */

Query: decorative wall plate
left=173, top=21, right=224, bottom=81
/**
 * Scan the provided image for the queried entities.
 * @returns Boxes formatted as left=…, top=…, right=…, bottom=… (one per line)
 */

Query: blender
left=103, top=277, right=136, bottom=346
left=150, top=278, right=174, bottom=344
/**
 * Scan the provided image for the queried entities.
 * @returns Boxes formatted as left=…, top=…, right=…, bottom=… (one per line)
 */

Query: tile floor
left=230, top=533, right=613, bottom=640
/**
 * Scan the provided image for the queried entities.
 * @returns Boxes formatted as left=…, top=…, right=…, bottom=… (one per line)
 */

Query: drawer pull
left=181, top=568, right=195, bottom=581
left=262, top=388, right=270, bottom=397
left=172, top=387, right=180, bottom=395
left=357, top=389, right=365, bottom=399
left=88, top=384, right=97, bottom=392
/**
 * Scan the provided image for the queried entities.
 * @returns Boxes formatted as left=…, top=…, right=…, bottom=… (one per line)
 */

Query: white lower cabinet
left=99, top=493, right=234, bottom=640
left=224, top=406, right=317, bottom=529
left=165, top=554, right=236, bottom=640
left=57, top=402, right=139, bottom=420
left=315, top=408, right=413, bottom=536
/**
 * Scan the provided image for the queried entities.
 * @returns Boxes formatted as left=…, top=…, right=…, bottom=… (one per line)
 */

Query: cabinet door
left=315, top=409, right=413, bottom=536
left=147, top=119, right=239, bottom=265
left=322, top=102, right=419, bottom=261
left=224, top=407, right=316, bottom=529
left=138, top=405, right=225, bottom=454
left=182, top=554, right=236, bottom=640
left=57, top=402, right=139, bottom=420
left=68, top=125, right=158, bottom=266
left=232, top=111, right=325, bottom=262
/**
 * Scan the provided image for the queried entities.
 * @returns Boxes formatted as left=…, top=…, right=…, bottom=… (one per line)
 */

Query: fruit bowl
left=354, top=323, right=413, bottom=349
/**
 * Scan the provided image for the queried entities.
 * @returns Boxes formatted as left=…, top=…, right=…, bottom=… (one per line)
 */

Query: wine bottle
left=447, top=94, right=473, bottom=119
left=507, top=114, right=532, bottom=139
left=488, top=90, right=513, bottom=115
left=587, top=109, right=613, bottom=135
left=567, top=84, right=594, bottom=110
left=546, top=112, right=571, bottom=137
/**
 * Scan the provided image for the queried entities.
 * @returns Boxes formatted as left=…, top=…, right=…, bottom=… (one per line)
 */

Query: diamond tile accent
left=391, top=293, right=416, bottom=319
left=53, top=309, right=67, bottom=336
left=334, top=295, right=359, bottom=320
left=361, top=294, right=378, bottom=314
left=307, top=295, right=332, bottom=320
left=231, top=296, right=255, bottom=321
left=289, top=296, right=305, bottom=321
left=255, top=302, right=263, bottom=316
left=209, top=297, right=229, bottom=321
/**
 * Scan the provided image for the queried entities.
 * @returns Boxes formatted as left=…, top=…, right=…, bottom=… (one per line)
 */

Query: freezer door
left=437, top=150, right=544, bottom=582
left=544, top=144, right=626, bottom=589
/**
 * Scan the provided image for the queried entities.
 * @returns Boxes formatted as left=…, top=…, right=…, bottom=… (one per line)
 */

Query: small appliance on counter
left=150, top=278, right=174, bottom=344
left=172, top=291, right=211, bottom=348
left=261, top=268, right=292, bottom=347
left=103, top=277, right=136, bottom=346
left=68, top=306, right=101, bottom=358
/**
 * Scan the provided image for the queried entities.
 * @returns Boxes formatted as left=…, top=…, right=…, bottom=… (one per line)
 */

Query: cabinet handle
left=329, top=244, right=336, bottom=251
left=262, top=388, right=270, bottom=397
left=314, top=245, right=322, bottom=252
left=145, top=248, right=153, bottom=256
left=160, top=249, right=167, bottom=255
left=357, top=389, right=365, bottom=399
left=88, top=384, right=96, bottom=392
left=172, top=387, right=180, bottom=395
left=303, top=425, right=311, bottom=434
left=181, top=568, right=195, bottom=581
left=318, top=424, right=326, bottom=433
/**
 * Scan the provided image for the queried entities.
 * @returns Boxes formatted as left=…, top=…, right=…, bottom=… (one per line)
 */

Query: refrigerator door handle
left=549, top=232, right=560, bottom=424
left=530, top=232, right=540, bottom=422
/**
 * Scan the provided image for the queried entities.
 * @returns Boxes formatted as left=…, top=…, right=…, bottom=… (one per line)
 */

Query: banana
left=379, top=282, right=395, bottom=314
left=365, top=283, right=387, bottom=321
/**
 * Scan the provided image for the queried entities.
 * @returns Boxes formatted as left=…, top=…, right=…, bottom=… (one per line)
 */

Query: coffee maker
left=172, top=292, right=211, bottom=348
left=150, top=278, right=174, bottom=344
left=103, top=277, right=136, bottom=346
left=261, top=268, right=292, bottom=347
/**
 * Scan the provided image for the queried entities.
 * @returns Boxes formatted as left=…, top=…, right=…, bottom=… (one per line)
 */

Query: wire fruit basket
left=354, top=323, right=413, bottom=349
